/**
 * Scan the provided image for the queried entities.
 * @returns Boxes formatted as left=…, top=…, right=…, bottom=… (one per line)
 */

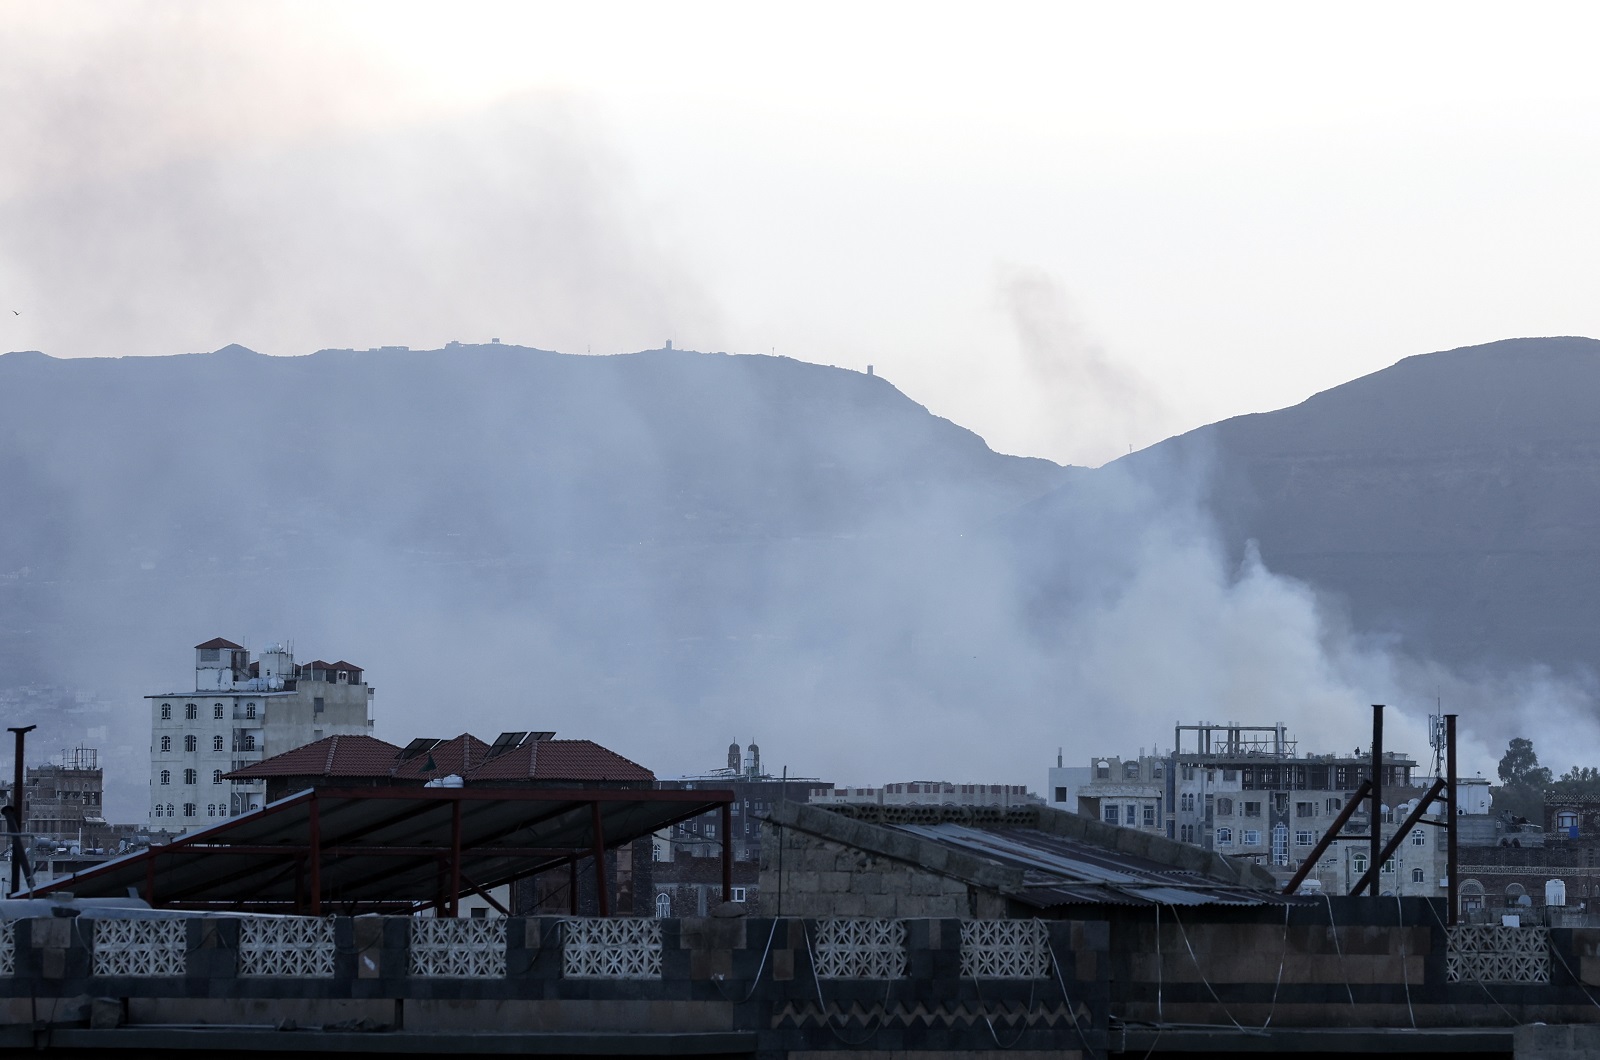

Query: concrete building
left=147, top=637, right=374, bottom=832
left=19, top=747, right=107, bottom=850
left=811, top=780, right=1041, bottom=809
left=1072, top=720, right=1443, bottom=895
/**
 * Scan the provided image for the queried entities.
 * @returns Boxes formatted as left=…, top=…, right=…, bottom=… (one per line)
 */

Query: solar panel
left=399, top=737, right=441, bottom=761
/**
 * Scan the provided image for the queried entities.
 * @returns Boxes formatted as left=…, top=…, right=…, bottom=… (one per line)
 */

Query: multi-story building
left=1073, top=721, right=1441, bottom=895
left=147, top=637, right=374, bottom=832
left=21, top=747, right=107, bottom=849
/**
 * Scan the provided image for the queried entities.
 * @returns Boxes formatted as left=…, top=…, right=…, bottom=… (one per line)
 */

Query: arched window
left=165, top=803, right=174, bottom=817
left=1411, top=828, right=1426, bottom=846
left=244, top=734, right=256, bottom=751
left=213, top=735, right=224, bottom=751
left=213, top=704, right=224, bottom=719
left=1352, top=852, right=1369, bottom=877
left=212, top=769, right=222, bottom=784
left=1217, top=797, right=1233, bottom=816
left=160, top=770, right=171, bottom=785
left=185, top=703, right=197, bottom=720
left=207, top=804, right=215, bottom=817
left=160, top=736, right=171, bottom=753
left=1412, top=867, right=1425, bottom=883
left=1557, top=811, right=1579, bottom=830
left=154, top=804, right=163, bottom=817
left=1123, top=761, right=1141, bottom=780
left=1216, top=827, right=1232, bottom=845
left=184, top=768, right=196, bottom=785
left=1095, top=760, right=1110, bottom=779
left=160, top=704, right=172, bottom=720
left=655, top=893, right=671, bottom=918
left=184, top=734, right=197, bottom=752
left=1507, top=882, right=1527, bottom=898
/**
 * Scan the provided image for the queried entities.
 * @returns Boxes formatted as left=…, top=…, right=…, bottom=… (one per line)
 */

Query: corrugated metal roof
left=889, top=822, right=1306, bottom=908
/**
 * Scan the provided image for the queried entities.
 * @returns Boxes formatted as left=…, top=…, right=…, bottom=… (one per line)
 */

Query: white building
left=812, top=781, right=1041, bottom=809
left=147, top=637, right=374, bottom=832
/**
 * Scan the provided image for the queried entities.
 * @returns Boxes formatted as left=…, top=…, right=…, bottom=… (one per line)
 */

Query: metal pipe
left=1370, top=705, right=1384, bottom=897
left=1447, top=713, right=1459, bottom=926
left=7, top=725, right=35, bottom=896
left=308, top=793, right=322, bottom=916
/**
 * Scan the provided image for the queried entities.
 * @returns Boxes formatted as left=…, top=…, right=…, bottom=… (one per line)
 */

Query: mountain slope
left=1119, top=335, right=1600, bottom=675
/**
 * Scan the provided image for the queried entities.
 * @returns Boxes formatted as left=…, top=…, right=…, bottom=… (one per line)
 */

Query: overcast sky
left=4, top=2, right=1600, bottom=466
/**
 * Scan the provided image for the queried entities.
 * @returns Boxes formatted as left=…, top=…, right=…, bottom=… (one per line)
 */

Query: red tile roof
left=195, top=637, right=245, bottom=650
left=468, top=739, right=654, bottom=783
left=226, top=734, right=403, bottom=779
left=224, top=733, right=653, bottom=785
left=392, top=734, right=491, bottom=780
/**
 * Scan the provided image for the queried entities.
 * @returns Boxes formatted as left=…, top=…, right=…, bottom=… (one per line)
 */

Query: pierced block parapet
left=93, top=918, right=186, bottom=977
left=0, top=920, right=13, bottom=976
left=562, top=917, right=662, bottom=979
left=239, top=916, right=336, bottom=978
left=814, top=918, right=908, bottom=979
left=409, top=917, right=506, bottom=978
left=1447, top=924, right=1549, bottom=984
left=960, top=918, right=1051, bottom=979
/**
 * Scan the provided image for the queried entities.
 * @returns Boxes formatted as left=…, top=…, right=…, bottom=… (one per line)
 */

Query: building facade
left=1072, top=720, right=1444, bottom=895
left=147, top=638, right=374, bottom=831
left=811, top=781, right=1041, bottom=809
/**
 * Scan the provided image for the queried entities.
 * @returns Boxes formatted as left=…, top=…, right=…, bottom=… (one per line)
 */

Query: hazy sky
left=5, top=2, right=1600, bottom=465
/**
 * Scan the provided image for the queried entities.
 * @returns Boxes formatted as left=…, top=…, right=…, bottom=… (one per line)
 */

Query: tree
left=1498, top=738, right=1553, bottom=789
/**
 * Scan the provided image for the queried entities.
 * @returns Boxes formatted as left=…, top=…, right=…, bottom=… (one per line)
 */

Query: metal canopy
left=21, top=786, right=734, bottom=915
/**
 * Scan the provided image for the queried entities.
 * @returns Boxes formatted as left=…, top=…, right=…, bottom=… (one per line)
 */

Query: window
left=1382, top=858, right=1396, bottom=874
left=1352, top=852, right=1369, bottom=876
left=1222, top=769, right=1237, bottom=782
left=1153, top=765, right=1164, bottom=779
left=214, top=704, right=224, bottom=719
left=1143, top=804, right=1156, bottom=828
left=1054, top=787, right=1067, bottom=803
left=1216, top=827, right=1233, bottom=845
left=1381, top=806, right=1395, bottom=824
left=1411, top=828, right=1426, bottom=846
left=731, top=886, right=747, bottom=903
left=185, top=735, right=197, bottom=752
left=1557, top=811, right=1579, bottom=831
left=160, top=770, right=171, bottom=785
left=246, top=704, right=256, bottom=719
left=154, top=804, right=163, bottom=817
left=1095, top=760, right=1110, bottom=779
left=1271, top=824, right=1288, bottom=865
left=1103, top=804, right=1119, bottom=824
left=1206, top=769, right=1215, bottom=783
left=184, top=703, right=197, bottom=719
left=160, top=736, right=172, bottom=753
left=1217, top=797, right=1233, bottom=816
left=160, top=704, right=172, bottom=720
left=314, top=696, right=325, bottom=714
left=655, top=893, right=671, bottom=918
left=244, top=734, right=255, bottom=751
left=1295, top=830, right=1315, bottom=846
left=1124, top=804, right=1137, bottom=825
left=1123, top=761, right=1141, bottom=779
left=1180, top=824, right=1194, bottom=842
left=1242, top=829, right=1260, bottom=846
left=200, top=648, right=219, bottom=662
left=184, top=768, right=196, bottom=785
left=1296, top=801, right=1316, bottom=818
left=207, top=804, right=215, bottom=817
left=1182, top=765, right=1195, bottom=781
left=1244, top=801, right=1262, bottom=818
left=1273, top=793, right=1289, bottom=815
left=1180, top=793, right=1195, bottom=812
left=212, top=769, right=222, bottom=784
left=1326, top=797, right=1342, bottom=814
left=183, top=803, right=196, bottom=817
left=1412, top=868, right=1426, bottom=883
left=213, top=735, right=224, bottom=751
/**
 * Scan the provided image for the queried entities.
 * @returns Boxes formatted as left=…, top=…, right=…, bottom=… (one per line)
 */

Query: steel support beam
left=308, top=794, right=322, bottom=916
left=721, top=800, right=733, bottom=904
left=448, top=798, right=463, bottom=918
left=1350, top=777, right=1447, bottom=896
left=1369, top=704, right=1384, bottom=897
left=1447, top=713, right=1459, bottom=926
left=590, top=801, right=609, bottom=916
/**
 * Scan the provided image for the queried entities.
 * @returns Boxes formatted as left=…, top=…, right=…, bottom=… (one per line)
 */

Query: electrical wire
left=1394, top=894, right=1415, bottom=1028
left=1044, top=934, right=1102, bottom=1060
left=708, top=915, right=781, bottom=1004
left=1167, top=904, right=1247, bottom=1032
left=1322, top=892, right=1356, bottom=1008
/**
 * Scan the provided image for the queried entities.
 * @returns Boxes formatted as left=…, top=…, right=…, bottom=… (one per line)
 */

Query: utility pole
left=7, top=725, right=35, bottom=896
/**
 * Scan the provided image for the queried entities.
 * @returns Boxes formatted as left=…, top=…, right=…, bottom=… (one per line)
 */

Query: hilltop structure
left=146, top=638, right=374, bottom=831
